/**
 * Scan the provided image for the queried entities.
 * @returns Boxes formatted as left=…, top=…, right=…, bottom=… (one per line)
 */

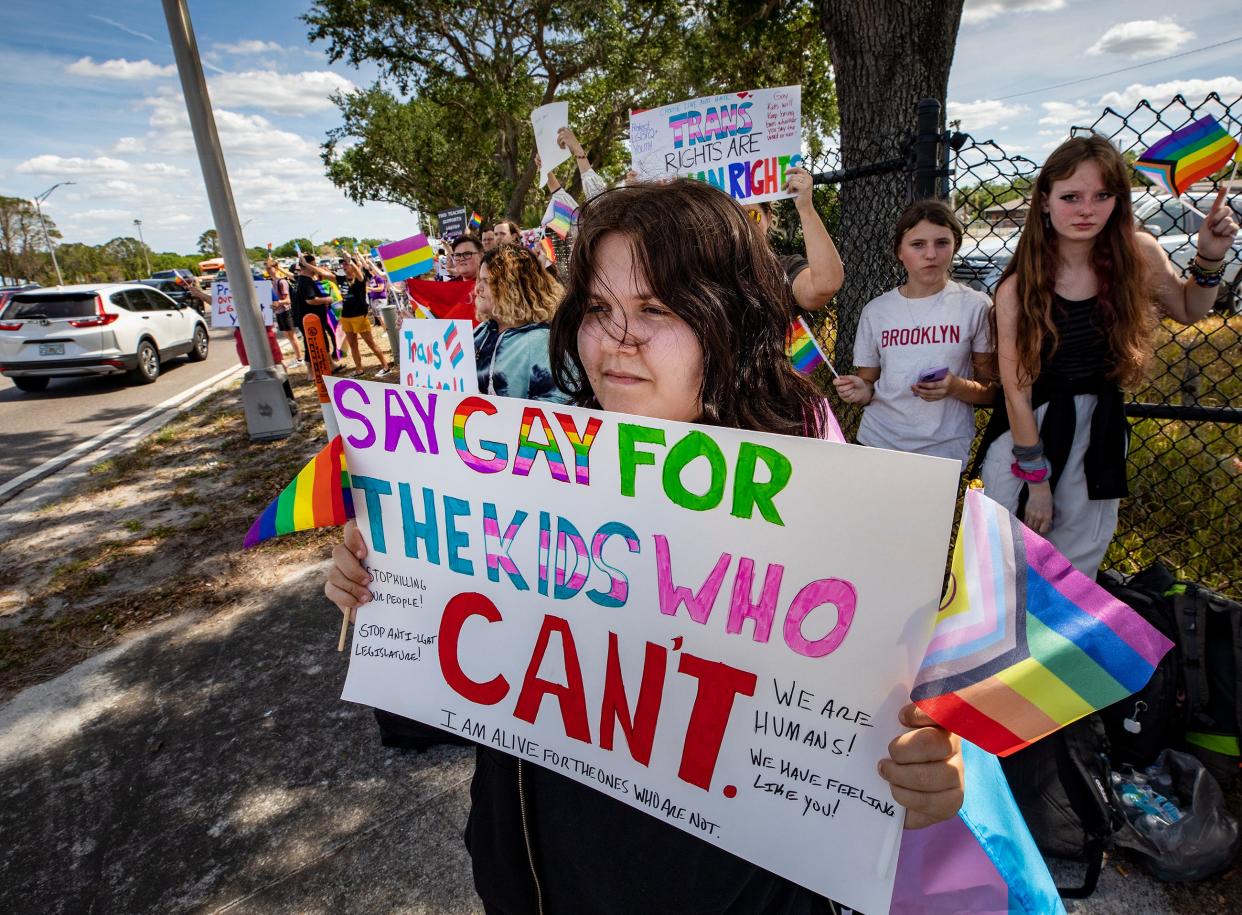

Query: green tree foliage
left=0, top=196, right=60, bottom=284
left=271, top=238, right=315, bottom=258
left=197, top=228, right=221, bottom=256
left=306, top=0, right=838, bottom=223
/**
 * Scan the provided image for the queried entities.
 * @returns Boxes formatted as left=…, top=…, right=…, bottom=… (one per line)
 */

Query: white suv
left=0, top=283, right=210, bottom=393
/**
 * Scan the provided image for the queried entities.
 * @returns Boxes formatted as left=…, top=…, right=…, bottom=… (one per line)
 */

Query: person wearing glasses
left=449, top=233, right=483, bottom=281
left=742, top=165, right=843, bottom=312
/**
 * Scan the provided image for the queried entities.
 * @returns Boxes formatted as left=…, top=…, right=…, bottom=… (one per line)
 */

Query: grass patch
left=122, top=519, right=144, bottom=533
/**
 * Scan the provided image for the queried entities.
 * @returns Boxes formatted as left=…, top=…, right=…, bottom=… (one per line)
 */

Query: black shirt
left=342, top=278, right=368, bottom=318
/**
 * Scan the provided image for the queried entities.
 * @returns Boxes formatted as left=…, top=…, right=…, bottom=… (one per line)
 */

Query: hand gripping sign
left=326, top=378, right=960, bottom=914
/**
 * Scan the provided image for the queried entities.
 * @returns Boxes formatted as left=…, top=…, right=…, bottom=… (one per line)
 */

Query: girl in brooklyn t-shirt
left=834, top=200, right=995, bottom=469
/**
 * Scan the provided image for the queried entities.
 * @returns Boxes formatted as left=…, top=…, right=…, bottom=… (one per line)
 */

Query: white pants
left=980, top=394, right=1121, bottom=579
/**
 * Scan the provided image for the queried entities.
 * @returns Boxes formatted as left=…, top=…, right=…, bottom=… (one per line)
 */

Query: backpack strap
left=1171, top=584, right=1213, bottom=728
left=1058, top=837, right=1105, bottom=899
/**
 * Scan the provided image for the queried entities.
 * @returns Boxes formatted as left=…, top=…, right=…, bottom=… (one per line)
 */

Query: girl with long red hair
left=976, top=133, right=1237, bottom=576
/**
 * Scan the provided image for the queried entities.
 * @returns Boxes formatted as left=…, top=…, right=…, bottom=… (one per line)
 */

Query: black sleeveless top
left=973, top=294, right=1129, bottom=504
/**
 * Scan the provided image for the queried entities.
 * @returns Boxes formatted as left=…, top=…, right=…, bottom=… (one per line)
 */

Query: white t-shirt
left=852, top=281, right=991, bottom=467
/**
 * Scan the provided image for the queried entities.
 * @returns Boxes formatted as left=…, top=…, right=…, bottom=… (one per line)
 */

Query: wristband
left=1011, top=440, right=1044, bottom=462
left=1011, top=461, right=1050, bottom=483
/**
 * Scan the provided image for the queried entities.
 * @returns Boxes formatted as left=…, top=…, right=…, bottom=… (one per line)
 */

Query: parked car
left=139, top=277, right=205, bottom=316
left=0, top=283, right=209, bottom=393
left=149, top=268, right=197, bottom=284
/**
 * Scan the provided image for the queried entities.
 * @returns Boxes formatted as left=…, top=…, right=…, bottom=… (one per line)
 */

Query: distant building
left=980, top=197, right=1029, bottom=230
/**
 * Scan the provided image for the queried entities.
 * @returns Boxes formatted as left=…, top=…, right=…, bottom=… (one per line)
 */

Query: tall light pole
left=162, top=0, right=296, bottom=441
left=33, top=181, right=74, bottom=286
left=133, top=218, right=153, bottom=276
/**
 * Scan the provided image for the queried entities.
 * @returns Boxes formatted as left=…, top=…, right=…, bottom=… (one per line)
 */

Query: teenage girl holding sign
left=834, top=200, right=995, bottom=471
left=325, top=181, right=964, bottom=913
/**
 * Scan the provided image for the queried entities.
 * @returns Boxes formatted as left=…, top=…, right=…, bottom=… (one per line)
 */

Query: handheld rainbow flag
left=243, top=436, right=354, bottom=549
left=1136, top=115, right=1239, bottom=198
left=377, top=233, right=435, bottom=283
left=539, top=236, right=557, bottom=264
left=911, top=488, right=1174, bottom=757
left=786, top=316, right=837, bottom=377
left=468, top=211, right=483, bottom=232
left=545, top=199, right=576, bottom=239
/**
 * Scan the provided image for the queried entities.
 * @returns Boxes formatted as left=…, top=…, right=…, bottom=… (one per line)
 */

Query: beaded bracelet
left=1190, top=258, right=1226, bottom=288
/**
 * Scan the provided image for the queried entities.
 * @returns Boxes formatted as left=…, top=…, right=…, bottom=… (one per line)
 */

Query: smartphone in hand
left=918, top=366, right=949, bottom=384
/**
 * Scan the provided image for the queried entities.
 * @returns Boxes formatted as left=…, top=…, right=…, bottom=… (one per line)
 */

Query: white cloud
left=15, top=155, right=132, bottom=176
left=113, top=137, right=146, bottom=154
left=214, top=40, right=283, bottom=56
left=98, top=179, right=140, bottom=196
left=65, top=57, right=175, bottom=80
left=947, top=99, right=1030, bottom=130
left=1099, top=76, right=1242, bottom=110
left=1086, top=19, right=1194, bottom=57
left=1039, top=100, right=1092, bottom=126
left=963, top=0, right=1067, bottom=26
left=141, top=162, right=189, bottom=177
left=207, top=70, right=357, bottom=114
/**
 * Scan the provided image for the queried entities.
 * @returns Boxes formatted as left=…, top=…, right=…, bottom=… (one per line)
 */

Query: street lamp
left=133, top=218, right=153, bottom=276
left=33, top=181, right=75, bottom=286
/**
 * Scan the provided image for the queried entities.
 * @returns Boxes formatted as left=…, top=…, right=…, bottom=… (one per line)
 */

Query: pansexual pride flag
left=545, top=199, right=576, bottom=238
left=377, top=233, right=435, bottom=283
left=786, top=316, right=830, bottom=375
left=244, top=436, right=354, bottom=549
left=1136, top=115, right=1239, bottom=197
left=468, top=211, right=483, bottom=231
left=912, top=489, right=1173, bottom=757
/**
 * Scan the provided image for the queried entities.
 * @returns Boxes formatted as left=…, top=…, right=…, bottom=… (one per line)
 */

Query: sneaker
left=288, top=358, right=303, bottom=367
left=372, top=367, right=390, bottom=378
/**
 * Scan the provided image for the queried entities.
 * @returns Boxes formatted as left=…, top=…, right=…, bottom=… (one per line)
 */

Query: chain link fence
left=789, top=95, right=1242, bottom=596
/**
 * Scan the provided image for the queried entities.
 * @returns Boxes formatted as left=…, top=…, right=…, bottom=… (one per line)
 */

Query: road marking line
left=0, top=363, right=245, bottom=506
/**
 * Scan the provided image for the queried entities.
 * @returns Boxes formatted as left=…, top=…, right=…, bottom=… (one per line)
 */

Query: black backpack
left=1098, top=563, right=1242, bottom=784
left=999, top=716, right=1121, bottom=898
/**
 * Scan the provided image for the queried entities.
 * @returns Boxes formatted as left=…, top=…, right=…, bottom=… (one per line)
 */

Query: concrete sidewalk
left=0, top=560, right=479, bottom=914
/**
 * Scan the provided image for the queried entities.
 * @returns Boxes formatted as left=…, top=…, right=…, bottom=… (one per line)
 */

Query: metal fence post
left=913, top=99, right=942, bottom=201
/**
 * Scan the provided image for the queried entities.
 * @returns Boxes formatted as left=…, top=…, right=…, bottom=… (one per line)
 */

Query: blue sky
left=1, top=0, right=1238, bottom=254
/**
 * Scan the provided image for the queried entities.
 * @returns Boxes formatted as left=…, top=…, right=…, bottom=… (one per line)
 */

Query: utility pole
left=133, top=219, right=153, bottom=276
left=33, top=181, right=74, bottom=286
left=162, top=0, right=296, bottom=441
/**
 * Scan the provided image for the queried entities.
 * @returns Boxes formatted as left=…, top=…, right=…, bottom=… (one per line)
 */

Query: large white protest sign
left=630, top=85, right=802, bottom=204
left=397, top=318, right=478, bottom=393
left=328, top=379, right=961, bottom=913
left=211, top=279, right=274, bottom=329
left=531, top=101, right=571, bottom=186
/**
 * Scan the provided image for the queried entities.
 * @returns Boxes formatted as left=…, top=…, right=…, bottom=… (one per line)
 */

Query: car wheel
left=1215, top=280, right=1241, bottom=317
left=187, top=324, right=209, bottom=362
left=13, top=376, right=50, bottom=393
left=130, top=339, right=161, bottom=384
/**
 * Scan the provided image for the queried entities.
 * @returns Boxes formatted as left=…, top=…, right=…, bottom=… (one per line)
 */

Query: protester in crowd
left=540, top=126, right=609, bottom=200
left=743, top=165, right=843, bottom=312
left=365, top=262, right=389, bottom=325
left=340, top=253, right=391, bottom=377
left=293, top=253, right=339, bottom=369
left=975, top=133, right=1238, bottom=577
left=266, top=260, right=303, bottom=366
left=492, top=219, right=521, bottom=246
left=449, top=233, right=483, bottom=282
left=325, top=180, right=965, bottom=914
left=833, top=200, right=994, bottom=471
left=481, top=227, right=497, bottom=251
left=472, top=243, right=568, bottom=401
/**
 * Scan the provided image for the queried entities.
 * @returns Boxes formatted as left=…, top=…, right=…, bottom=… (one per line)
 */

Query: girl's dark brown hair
left=549, top=179, right=826, bottom=437
left=893, top=198, right=964, bottom=256
left=998, top=133, right=1152, bottom=387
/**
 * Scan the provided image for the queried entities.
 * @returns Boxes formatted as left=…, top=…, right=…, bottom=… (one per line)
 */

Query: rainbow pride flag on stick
left=539, top=236, right=557, bottom=264
left=1136, top=115, right=1239, bottom=200
left=243, top=436, right=354, bottom=549
left=912, top=489, right=1173, bottom=757
left=468, top=211, right=483, bottom=232
left=377, top=233, right=435, bottom=283
left=786, top=316, right=837, bottom=377
left=545, top=199, right=576, bottom=239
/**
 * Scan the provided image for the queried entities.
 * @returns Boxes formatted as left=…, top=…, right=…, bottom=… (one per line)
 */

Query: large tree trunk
left=819, top=0, right=964, bottom=368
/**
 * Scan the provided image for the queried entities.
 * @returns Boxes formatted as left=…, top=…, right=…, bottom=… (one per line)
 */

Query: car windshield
left=6, top=294, right=97, bottom=319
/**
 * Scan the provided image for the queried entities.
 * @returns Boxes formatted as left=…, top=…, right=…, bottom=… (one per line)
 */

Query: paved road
left=0, top=327, right=240, bottom=488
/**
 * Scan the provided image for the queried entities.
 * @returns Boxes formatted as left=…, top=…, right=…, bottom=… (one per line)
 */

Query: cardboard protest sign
left=328, top=379, right=961, bottom=914
left=437, top=207, right=468, bottom=238
left=531, top=101, right=571, bottom=186
left=629, top=85, right=802, bottom=204
left=211, top=279, right=274, bottom=329
left=397, top=318, right=478, bottom=393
